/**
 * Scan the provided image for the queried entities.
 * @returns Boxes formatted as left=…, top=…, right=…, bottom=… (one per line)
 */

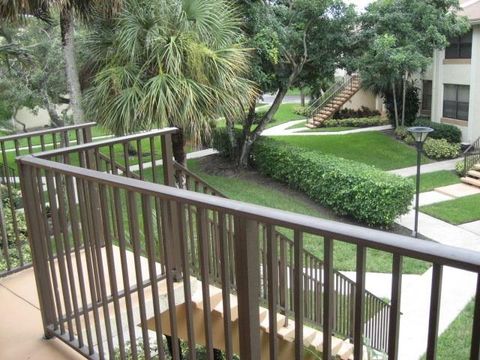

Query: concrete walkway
left=261, top=119, right=392, bottom=137
left=388, top=158, right=458, bottom=177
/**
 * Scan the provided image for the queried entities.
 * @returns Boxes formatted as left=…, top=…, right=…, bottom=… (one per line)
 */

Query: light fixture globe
left=407, top=126, right=434, bottom=144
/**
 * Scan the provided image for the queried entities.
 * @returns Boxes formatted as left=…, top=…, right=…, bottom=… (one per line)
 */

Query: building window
left=445, top=31, right=473, bottom=59
left=443, top=84, right=469, bottom=121
left=422, top=80, right=432, bottom=112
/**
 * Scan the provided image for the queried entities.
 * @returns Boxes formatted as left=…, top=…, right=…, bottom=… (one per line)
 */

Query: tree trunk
left=60, top=6, right=84, bottom=126
left=225, top=116, right=237, bottom=160
left=392, top=82, right=400, bottom=128
left=172, top=129, right=187, bottom=167
left=238, top=86, right=289, bottom=168
left=401, top=72, right=407, bottom=127
left=300, top=89, right=306, bottom=107
left=42, top=91, right=64, bottom=128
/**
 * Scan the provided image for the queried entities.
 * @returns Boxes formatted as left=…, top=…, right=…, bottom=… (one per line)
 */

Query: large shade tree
left=0, top=0, right=122, bottom=125
left=358, top=0, right=470, bottom=127
left=83, top=0, right=256, bottom=166
left=233, top=0, right=357, bottom=167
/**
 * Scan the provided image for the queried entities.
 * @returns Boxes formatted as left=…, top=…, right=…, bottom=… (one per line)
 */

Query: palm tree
left=0, top=0, right=121, bottom=126
left=83, top=0, right=256, bottom=166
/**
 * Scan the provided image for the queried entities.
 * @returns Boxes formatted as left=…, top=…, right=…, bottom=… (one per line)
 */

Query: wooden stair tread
left=467, top=170, right=480, bottom=178
left=462, top=177, right=480, bottom=187
left=192, top=286, right=223, bottom=310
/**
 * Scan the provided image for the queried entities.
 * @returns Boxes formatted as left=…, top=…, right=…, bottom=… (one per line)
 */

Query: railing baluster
left=142, top=194, right=166, bottom=360
left=76, top=178, right=105, bottom=358
left=323, top=237, right=334, bottom=360
left=426, top=263, right=443, bottom=360
left=354, top=245, right=366, bottom=360
left=267, top=224, right=278, bottom=360
left=64, top=170, right=95, bottom=355
left=112, top=187, right=138, bottom=358
left=234, top=216, right=261, bottom=360
left=177, top=202, right=196, bottom=360
left=294, top=230, right=304, bottom=359
left=126, top=191, right=151, bottom=360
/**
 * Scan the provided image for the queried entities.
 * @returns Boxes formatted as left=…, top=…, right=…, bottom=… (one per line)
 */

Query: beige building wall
left=341, top=88, right=384, bottom=113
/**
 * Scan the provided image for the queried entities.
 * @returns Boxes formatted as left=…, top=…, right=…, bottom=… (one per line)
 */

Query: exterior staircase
left=462, top=163, right=480, bottom=187
left=306, top=74, right=362, bottom=129
left=461, top=137, right=480, bottom=188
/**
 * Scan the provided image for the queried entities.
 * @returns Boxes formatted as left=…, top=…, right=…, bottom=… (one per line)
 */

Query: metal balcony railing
left=0, top=123, right=96, bottom=276
left=14, top=127, right=480, bottom=360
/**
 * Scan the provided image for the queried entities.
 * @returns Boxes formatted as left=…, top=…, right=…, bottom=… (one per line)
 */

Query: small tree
left=0, top=20, right=69, bottom=128
left=234, top=0, right=357, bottom=167
left=359, top=0, right=470, bottom=127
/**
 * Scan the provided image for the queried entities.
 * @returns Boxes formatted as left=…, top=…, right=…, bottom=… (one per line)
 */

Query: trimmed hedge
left=333, top=106, right=381, bottom=120
left=414, top=119, right=462, bottom=144
left=323, top=116, right=388, bottom=128
left=250, top=138, right=414, bottom=227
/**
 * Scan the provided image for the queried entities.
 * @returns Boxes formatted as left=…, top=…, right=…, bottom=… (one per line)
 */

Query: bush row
left=247, top=137, right=414, bottom=227
left=413, top=119, right=462, bottom=144
left=323, top=116, right=388, bottom=128
left=332, top=106, right=381, bottom=120
left=212, top=129, right=415, bottom=226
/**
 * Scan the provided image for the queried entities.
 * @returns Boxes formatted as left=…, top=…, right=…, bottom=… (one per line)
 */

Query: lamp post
left=408, top=126, right=434, bottom=238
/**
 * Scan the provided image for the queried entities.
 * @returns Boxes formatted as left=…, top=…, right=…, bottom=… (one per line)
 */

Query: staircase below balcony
left=306, top=74, right=362, bottom=129
left=461, top=137, right=480, bottom=188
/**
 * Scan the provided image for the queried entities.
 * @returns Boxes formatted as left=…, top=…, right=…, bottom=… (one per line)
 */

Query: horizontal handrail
left=32, top=128, right=179, bottom=159
left=0, top=122, right=97, bottom=142
left=18, top=154, right=480, bottom=273
left=464, top=136, right=480, bottom=155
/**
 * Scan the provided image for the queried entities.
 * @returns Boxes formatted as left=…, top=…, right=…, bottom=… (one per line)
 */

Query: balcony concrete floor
left=0, top=268, right=84, bottom=360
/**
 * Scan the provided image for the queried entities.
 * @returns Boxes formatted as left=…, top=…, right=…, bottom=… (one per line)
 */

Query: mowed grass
left=216, top=103, right=306, bottom=129
left=408, top=170, right=460, bottom=193
left=420, top=300, right=474, bottom=360
left=420, top=194, right=480, bottom=225
left=272, top=132, right=430, bottom=171
left=187, top=159, right=430, bottom=274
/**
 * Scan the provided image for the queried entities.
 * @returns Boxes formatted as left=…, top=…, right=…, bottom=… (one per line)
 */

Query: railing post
left=161, top=133, right=183, bottom=280
left=18, top=162, right=56, bottom=338
left=234, top=216, right=261, bottom=360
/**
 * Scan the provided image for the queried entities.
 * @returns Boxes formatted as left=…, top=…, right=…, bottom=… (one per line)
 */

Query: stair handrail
left=173, top=159, right=392, bottom=353
left=307, top=74, right=358, bottom=117
left=463, top=136, right=480, bottom=175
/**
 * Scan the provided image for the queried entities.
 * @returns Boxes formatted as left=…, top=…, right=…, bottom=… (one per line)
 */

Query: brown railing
left=16, top=127, right=480, bottom=360
left=174, top=161, right=391, bottom=352
left=464, top=136, right=480, bottom=175
left=0, top=123, right=96, bottom=276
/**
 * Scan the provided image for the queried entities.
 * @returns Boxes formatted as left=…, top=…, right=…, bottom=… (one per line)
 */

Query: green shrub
left=323, top=116, right=388, bottom=128
left=212, top=128, right=243, bottom=158
left=332, top=106, right=381, bottom=120
left=414, top=119, right=462, bottom=144
left=423, top=138, right=461, bottom=160
left=251, top=138, right=414, bottom=227
left=294, top=106, right=311, bottom=117
left=456, top=160, right=465, bottom=176
left=394, top=126, right=409, bottom=140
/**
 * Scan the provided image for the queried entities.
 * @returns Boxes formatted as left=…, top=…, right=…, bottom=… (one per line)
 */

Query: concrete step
left=472, top=163, right=480, bottom=171
left=467, top=170, right=480, bottom=179
left=192, top=286, right=223, bottom=310
left=462, top=176, right=480, bottom=188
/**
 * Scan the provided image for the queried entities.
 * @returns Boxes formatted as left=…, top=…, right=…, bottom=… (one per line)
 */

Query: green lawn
left=299, top=127, right=356, bottom=133
left=187, top=159, right=430, bottom=274
left=273, top=132, right=430, bottom=171
left=420, top=194, right=480, bottom=225
left=408, top=171, right=461, bottom=193
left=216, top=103, right=306, bottom=129
left=421, top=300, right=474, bottom=360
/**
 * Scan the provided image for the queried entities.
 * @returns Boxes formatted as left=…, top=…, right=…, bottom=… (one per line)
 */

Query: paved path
left=262, top=119, right=392, bottom=137
left=388, top=159, right=458, bottom=177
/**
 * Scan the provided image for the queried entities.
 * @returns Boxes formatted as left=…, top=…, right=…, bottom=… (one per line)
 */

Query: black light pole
left=408, top=126, right=434, bottom=238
